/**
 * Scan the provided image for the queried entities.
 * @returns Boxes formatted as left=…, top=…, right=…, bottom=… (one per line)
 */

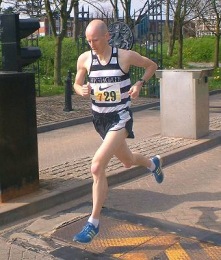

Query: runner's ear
left=105, top=32, right=110, bottom=41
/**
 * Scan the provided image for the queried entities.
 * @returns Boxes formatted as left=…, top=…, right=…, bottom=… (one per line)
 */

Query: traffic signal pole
left=0, top=72, right=39, bottom=202
left=0, top=14, right=41, bottom=202
left=0, top=13, right=41, bottom=72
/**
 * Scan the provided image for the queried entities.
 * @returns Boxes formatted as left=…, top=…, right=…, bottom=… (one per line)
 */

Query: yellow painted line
left=144, top=235, right=178, bottom=246
left=96, top=234, right=178, bottom=247
left=113, top=252, right=149, bottom=260
left=165, top=242, right=191, bottom=260
left=112, top=235, right=178, bottom=260
left=97, top=236, right=154, bottom=247
left=112, top=223, right=149, bottom=232
left=200, top=242, right=221, bottom=260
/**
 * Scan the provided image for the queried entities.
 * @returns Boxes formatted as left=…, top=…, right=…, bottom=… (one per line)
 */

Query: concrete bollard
left=156, top=69, right=214, bottom=139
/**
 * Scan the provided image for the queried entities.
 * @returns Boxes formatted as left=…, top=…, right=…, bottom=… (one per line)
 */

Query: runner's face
left=86, top=31, right=108, bottom=54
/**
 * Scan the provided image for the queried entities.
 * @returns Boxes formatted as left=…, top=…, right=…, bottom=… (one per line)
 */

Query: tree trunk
left=167, top=32, right=176, bottom=57
left=165, top=0, right=177, bottom=57
left=54, top=36, right=63, bottom=86
left=44, top=0, right=75, bottom=86
left=177, top=25, right=183, bottom=69
left=73, top=2, right=79, bottom=40
left=214, top=23, right=220, bottom=68
left=113, top=0, right=119, bottom=21
left=124, top=4, right=130, bottom=24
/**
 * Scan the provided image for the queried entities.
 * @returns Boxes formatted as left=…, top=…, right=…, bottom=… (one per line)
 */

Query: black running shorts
left=92, top=108, right=134, bottom=139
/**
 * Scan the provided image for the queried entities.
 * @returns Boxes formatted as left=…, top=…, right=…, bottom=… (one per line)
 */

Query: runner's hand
left=128, top=85, right=141, bottom=99
left=81, top=82, right=91, bottom=97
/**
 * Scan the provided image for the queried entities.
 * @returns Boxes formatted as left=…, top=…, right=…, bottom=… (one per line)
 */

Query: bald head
left=85, top=19, right=110, bottom=53
left=86, top=19, right=108, bottom=37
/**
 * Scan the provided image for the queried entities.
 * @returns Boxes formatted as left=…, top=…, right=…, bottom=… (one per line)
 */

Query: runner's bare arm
left=119, top=49, right=158, bottom=99
left=119, top=49, right=157, bottom=79
left=74, top=52, right=91, bottom=97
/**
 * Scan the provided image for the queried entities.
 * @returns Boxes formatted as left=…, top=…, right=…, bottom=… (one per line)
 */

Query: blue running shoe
left=151, top=155, right=164, bottom=184
left=73, top=222, right=99, bottom=244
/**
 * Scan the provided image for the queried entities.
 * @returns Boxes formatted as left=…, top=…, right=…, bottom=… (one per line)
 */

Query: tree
left=0, top=0, right=20, bottom=13
left=82, top=0, right=162, bottom=28
left=195, top=0, right=221, bottom=68
left=120, top=0, right=163, bottom=28
left=73, top=0, right=79, bottom=40
left=44, top=0, right=75, bottom=86
left=0, top=0, right=3, bottom=11
left=212, top=0, right=221, bottom=68
left=19, top=0, right=45, bottom=17
left=0, top=1, right=45, bottom=17
left=165, top=0, right=211, bottom=68
left=110, top=0, right=119, bottom=21
left=165, top=0, right=178, bottom=57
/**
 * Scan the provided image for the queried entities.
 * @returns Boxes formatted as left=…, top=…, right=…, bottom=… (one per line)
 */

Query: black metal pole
left=0, top=72, right=39, bottom=202
left=63, top=70, right=73, bottom=112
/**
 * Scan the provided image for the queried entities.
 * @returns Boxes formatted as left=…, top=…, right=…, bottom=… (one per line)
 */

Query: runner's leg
left=114, top=139, right=152, bottom=168
left=114, top=136, right=164, bottom=184
left=90, top=128, right=128, bottom=219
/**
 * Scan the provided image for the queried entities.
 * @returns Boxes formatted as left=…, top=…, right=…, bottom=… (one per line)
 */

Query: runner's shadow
left=191, top=206, right=221, bottom=232
left=106, top=189, right=221, bottom=230
left=107, top=189, right=221, bottom=213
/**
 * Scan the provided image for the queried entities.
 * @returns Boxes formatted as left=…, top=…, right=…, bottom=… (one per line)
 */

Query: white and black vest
left=89, top=47, right=131, bottom=113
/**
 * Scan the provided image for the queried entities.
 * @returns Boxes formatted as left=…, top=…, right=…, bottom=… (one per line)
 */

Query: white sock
left=147, top=159, right=156, bottom=172
left=88, top=216, right=99, bottom=228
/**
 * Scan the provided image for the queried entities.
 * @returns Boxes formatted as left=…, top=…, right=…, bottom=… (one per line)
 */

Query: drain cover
left=51, top=208, right=221, bottom=259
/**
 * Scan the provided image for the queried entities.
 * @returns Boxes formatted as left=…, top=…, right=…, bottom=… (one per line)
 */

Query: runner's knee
left=122, top=157, right=133, bottom=168
left=91, top=161, right=104, bottom=177
left=123, top=162, right=132, bottom=168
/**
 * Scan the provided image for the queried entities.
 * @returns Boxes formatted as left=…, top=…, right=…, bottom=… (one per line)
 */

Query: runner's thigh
left=92, top=128, right=128, bottom=167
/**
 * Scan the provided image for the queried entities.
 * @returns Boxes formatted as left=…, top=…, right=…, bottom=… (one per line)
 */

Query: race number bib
left=93, top=83, right=121, bottom=103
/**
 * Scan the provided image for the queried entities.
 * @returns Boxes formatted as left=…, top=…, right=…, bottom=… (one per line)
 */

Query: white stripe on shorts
left=110, top=109, right=130, bottom=131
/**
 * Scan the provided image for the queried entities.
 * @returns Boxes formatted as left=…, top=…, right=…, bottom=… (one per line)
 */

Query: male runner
left=73, top=19, right=164, bottom=244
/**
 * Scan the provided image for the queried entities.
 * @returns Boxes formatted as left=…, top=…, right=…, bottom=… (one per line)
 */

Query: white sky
left=1, top=0, right=146, bottom=17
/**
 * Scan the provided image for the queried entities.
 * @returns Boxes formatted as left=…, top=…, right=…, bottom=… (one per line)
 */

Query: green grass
left=208, top=68, right=221, bottom=91
left=39, top=84, right=65, bottom=96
